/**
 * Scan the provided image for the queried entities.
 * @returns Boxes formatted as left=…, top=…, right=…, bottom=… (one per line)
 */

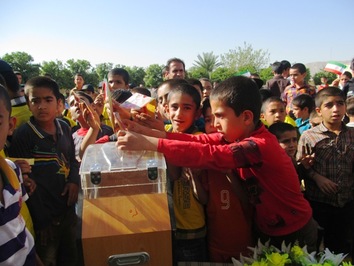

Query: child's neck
left=294, top=81, right=305, bottom=88
left=323, top=121, right=342, bottom=134
left=36, top=120, right=57, bottom=135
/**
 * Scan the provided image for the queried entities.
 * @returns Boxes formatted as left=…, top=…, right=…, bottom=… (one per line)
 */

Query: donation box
left=79, top=142, right=172, bottom=266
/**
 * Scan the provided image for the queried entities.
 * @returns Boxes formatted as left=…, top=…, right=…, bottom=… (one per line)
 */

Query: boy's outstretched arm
left=117, top=130, right=159, bottom=151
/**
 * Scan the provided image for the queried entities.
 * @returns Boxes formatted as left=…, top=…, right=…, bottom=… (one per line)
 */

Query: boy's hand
left=134, top=112, right=165, bottom=131
left=15, top=159, right=32, bottom=174
left=61, top=183, right=79, bottom=206
left=23, top=176, right=36, bottom=196
left=116, top=130, right=158, bottom=151
left=312, top=173, right=338, bottom=195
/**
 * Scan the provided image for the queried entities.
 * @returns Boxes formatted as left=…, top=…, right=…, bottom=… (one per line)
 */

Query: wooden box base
left=81, top=193, right=172, bottom=266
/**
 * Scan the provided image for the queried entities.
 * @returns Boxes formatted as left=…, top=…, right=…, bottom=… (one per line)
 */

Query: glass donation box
left=79, top=142, right=172, bottom=266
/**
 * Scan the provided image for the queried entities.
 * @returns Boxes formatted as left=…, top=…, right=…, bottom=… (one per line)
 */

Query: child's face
left=108, top=74, right=128, bottom=91
left=200, top=80, right=212, bottom=99
left=292, top=106, right=308, bottom=120
left=156, top=84, right=172, bottom=121
left=262, top=101, right=286, bottom=126
left=340, top=75, right=350, bottom=87
left=74, top=75, right=84, bottom=88
left=27, top=87, right=59, bottom=124
left=278, top=130, right=298, bottom=158
left=167, top=92, right=199, bottom=133
left=316, top=96, right=345, bottom=126
left=0, top=100, right=16, bottom=151
left=289, top=69, right=306, bottom=85
left=211, top=99, right=249, bottom=142
left=204, top=107, right=217, bottom=134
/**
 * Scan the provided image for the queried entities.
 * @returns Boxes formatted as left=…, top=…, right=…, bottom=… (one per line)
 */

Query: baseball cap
left=81, top=84, right=95, bottom=93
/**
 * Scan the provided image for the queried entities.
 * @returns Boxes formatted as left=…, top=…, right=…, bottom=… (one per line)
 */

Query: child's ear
left=8, top=116, right=17, bottom=136
left=243, top=110, right=254, bottom=125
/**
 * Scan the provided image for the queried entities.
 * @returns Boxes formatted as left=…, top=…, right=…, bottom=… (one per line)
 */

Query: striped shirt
left=297, top=123, right=354, bottom=207
left=0, top=159, right=35, bottom=266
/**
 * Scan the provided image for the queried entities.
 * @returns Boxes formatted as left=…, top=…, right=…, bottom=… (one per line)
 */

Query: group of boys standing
left=1, top=56, right=354, bottom=266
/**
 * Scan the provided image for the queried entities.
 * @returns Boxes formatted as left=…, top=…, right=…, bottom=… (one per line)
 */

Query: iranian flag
left=324, top=61, right=347, bottom=75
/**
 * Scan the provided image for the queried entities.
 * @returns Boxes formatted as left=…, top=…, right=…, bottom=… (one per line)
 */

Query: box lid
left=79, top=142, right=166, bottom=174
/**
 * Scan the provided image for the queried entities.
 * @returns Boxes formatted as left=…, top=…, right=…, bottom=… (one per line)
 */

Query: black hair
left=291, top=63, right=307, bottom=74
left=346, top=96, right=354, bottom=116
left=342, top=71, right=352, bottom=79
left=131, top=87, right=151, bottom=97
left=72, top=90, right=94, bottom=103
left=202, top=97, right=211, bottom=117
left=259, top=88, right=274, bottom=102
left=0, top=71, right=20, bottom=94
left=271, top=62, right=284, bottom=74
left=111, top=89, right=132, bottom=103
left=108, top=68, right=130, bottom=85
left=167, top=83, right=201, bottom=110
left=210, top=76, right=261, bottom=123
left=292, top=94, right=315, bottom=113
left=0, top=84, right=12, bottom=115
left=315, top=86, right=344, bottom=108
left=186, top=78, right=203, bottom=96
left=25, top=76, right=61, bottom=100
left=268, top=122, right=297, bottom=140
left=261, top=96, right=283, bottom=113
left=280, top=60, right=291, bottom=70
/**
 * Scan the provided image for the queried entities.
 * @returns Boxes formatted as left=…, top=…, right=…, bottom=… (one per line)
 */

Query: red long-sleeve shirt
left=158, top=124, right=312, bottom=236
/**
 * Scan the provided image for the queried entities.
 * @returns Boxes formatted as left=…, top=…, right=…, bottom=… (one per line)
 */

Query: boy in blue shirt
left=292, top=94, right=315, bottom=134
left=8, top=77, right=80, bottom=266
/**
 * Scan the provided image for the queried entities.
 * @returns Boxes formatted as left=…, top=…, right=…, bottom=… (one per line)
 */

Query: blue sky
left=1, top=0, right=353, bottom=69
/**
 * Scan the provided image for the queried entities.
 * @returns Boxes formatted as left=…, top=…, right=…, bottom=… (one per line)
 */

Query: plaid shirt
left=282, top=84, right=316, bottom=115
left=297, top=123, right=354, bottom=207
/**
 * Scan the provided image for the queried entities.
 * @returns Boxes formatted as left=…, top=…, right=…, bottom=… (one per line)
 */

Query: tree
left=187, top=66, right=208, bottom=79
left=210, top=67, right=236, bottom=82
left=220, top=42, right=270, bottom=73
left=66, top=59, right=92, bottom=79
left=193, top=52, right=221, bottom=79
left=259, top=67, right=273, bottom=84
left=125, top=66, right=146, bottom=87
left=95, top=63, right=113, bottom=81
left=41, top=60, right=72, bottom=89
left=144, top=64, right=164, bottom=88
left=2, top=51, right=40, bottom=82
left=313, top=71, right=337, bottom=85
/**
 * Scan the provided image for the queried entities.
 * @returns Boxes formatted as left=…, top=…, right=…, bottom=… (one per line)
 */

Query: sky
left=1, top=0, right=354, bottom=70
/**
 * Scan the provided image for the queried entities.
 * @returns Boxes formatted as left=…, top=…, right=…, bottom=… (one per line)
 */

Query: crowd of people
left=1, top=56, right=354, bottom=265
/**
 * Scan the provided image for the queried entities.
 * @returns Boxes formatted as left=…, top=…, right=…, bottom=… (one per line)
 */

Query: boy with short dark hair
left=108, top=68, right=130, bottom=91
left=282, top=63, right=316, bottom=118
left=8, top=76, right=80, bottom=266
left=346, top=96, right=354, bottom=127
left=297, top=86, right=354, bottom=256
left=292, top=94, right=315, bottom=134
left=265, top=61, right=290, bottom=97
left=0, top=84, right=36, bottom=265
left=117, top=76, right=318, bottom=252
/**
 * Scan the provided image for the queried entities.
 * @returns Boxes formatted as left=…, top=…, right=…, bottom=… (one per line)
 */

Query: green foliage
left=259, top=67, right=273, bottom=84
left=144, top=64, right=164, bottom=88
left=66, top=59, right=93, bottom=79
left=211, top=67, right=236, bottom=82
left=2, top=51, right=40, bottom=83
left=125, top=66, right=146, bottom=87
left=220, top=42, right=270, bottom=73
left=313, top=71, right=337, bottom=85
left=187, top=66, right=209, bottom=79
left=41, top=60, right=73, bottom=89
left=193, top=52, right=221, bottom=79
left=95, top=63, right=113, bottom=81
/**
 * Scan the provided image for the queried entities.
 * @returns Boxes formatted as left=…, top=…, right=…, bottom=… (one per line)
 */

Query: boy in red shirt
left=117, top=76, right=318, bottom=251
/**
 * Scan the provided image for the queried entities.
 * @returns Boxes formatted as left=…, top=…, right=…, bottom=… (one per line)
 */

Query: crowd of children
left=1, top=56, right=354, bottom=265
